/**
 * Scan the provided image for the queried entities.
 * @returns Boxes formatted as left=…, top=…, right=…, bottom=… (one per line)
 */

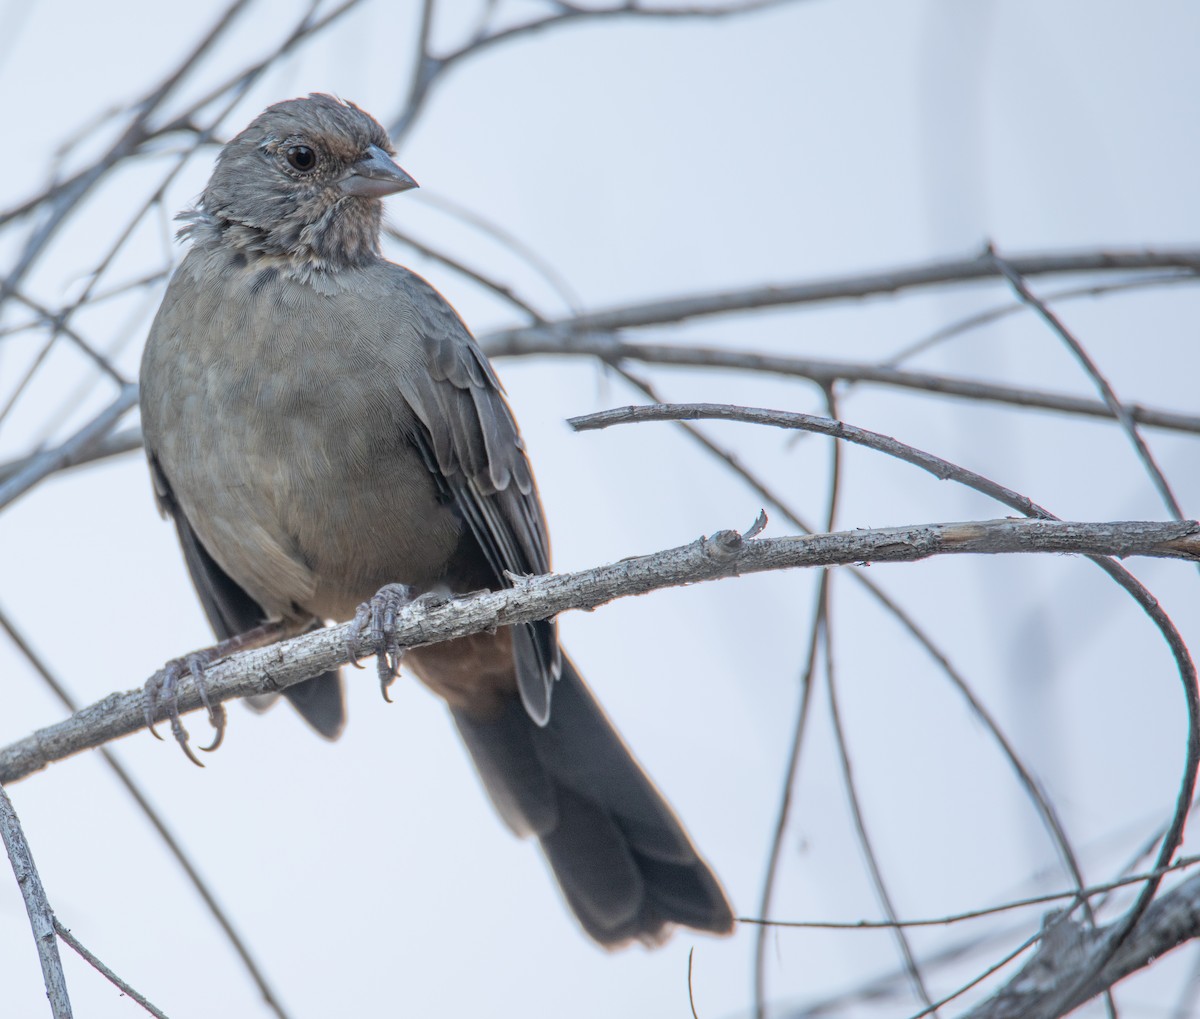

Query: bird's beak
left=340, top=145, right=419, bottom=198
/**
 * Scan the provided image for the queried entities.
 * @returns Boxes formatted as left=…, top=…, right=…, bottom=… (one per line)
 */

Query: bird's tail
left=452, top=655, right=733, bottom=947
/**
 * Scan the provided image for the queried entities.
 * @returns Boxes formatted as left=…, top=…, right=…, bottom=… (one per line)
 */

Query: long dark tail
left=452, top=655, right=733, bottom=947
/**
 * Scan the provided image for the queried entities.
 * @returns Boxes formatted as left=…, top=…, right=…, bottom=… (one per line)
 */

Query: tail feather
left=452, top=655, right=732, bottom=947
left=281, top=670, right=345, bottom=740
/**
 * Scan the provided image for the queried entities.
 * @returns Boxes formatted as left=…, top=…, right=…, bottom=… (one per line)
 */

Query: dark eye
left=286, top=145, right=317, bottom=172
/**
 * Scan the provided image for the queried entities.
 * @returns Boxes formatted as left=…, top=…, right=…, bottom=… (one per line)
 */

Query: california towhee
left=139, top=94, right=732, bottom=946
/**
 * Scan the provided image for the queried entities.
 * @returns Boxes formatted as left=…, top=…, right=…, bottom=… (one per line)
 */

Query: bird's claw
left=351, top=583, right=417, bottom=702
left=143, top=649, right=226, bottom=766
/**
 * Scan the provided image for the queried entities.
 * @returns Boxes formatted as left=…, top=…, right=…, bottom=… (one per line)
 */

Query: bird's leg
left=349, top=583, right=426, bottom=702
left=143, top=620, right=291, bottom=765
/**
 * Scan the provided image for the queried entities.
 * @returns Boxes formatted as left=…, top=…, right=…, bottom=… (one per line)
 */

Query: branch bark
left=0, top=517, right=1195, bottom=786
left=963, top=873, right=1200, bottom=1019
left=0, top=787, right=72, bottom=1017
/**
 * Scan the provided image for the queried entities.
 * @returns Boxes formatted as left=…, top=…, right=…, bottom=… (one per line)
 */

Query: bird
left=139, top=93, right=733, bottom=947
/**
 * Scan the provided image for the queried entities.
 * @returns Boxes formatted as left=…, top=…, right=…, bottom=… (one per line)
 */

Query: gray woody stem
left=0, top=516, right=1196, bottom=787
left=964, top=872, right=1200, bottom=1019
left=0, top=785, right=72, bottom=1017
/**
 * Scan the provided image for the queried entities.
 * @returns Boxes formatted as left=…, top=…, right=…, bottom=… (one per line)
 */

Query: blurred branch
left=484, top=247, right=1200, bottom=333
left=4, top=245, right=1197, bottom=498
left=482, top=334, right=1200, bottom=434
left=0, top=515, right=1196, bottom=786
left=989, top=245, right=1185, bottom=518
left=0, top=428, right=143, bottom=487
left=383, top=223, right=544, bottom=321
left=963, top=872, right=1200, bottom=1019
left=594, top=380, right=1151, bottom=969
left=826, top=577, right=938, bottom=1012
left=742, top=854, right=1200, bottom=932
left=887, top=271, right=1196, bottom=365
left=390, top=0, right=802, bottom=141
left=575, top=404, right=1200, bottom=981
left=754, top=381, right=839, bottom=1019
left=0, top=385, right=138, bottom=512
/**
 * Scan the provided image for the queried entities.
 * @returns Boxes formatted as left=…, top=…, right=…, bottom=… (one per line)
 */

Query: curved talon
left=377, top=650, right=397, bottom=703
left=167, top=710, right=205, bottom=768
left=188, top=653, right=219, bottom=729
left=144, top=649, right=225, bottom=762
left=363, top=583, right=414, bottom=703
left=346, top=602, right=370, bottom=669
left=199, top=704, right=227, bottom=753
left=144, top=672, right=165, bottom=739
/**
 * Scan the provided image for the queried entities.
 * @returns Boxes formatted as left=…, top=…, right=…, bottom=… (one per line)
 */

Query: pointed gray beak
left=340, top=145, right=418, bottom=198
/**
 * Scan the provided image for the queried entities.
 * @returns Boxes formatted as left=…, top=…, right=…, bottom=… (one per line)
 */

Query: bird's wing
left=147, top=453, right=345, bottom=737
left=148, top=453, right=266, bottom=640
left=387, top=267, right=561, bottom=725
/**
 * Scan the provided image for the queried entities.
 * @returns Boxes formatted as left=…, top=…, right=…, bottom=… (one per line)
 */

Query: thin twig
left=989, top=245, right=1185, bottom=519
left=389, top=0, right=801, bottom=140
left=886, top=271, right=1197, bottom=366
left=383, top=223, right=544, bottom=321
left=826, top=591, right=938, bottom=1012
left=687, top=946, right=701, bottom=1019
left=754, top=566, right=828, bottom=1019
left=574, top=402, right=1200, bottom=1015
left=481, top=332, right=1200, bottom=435
left=597, top=381, right=1116, bottom=964
left=0, top=606, right=291, bottom=1019
left=483, top=248, right=1200, bottom=335
left=416, top=190, right=583, bottom=314
left=754, top=383, right=841, bottom=1019
left=53, top=919, right=169, bottom=1019
left=738, top=854, right=1200, bottom=931
left=962, top=872, right=1200, bottom=1018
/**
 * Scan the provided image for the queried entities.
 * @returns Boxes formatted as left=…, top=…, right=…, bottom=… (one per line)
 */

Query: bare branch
left=53, top=920, right=168, bottom=1019
left=483, top=247, right=1200, bottom=334
left=0, top=786, right=72, bottom=1017
left=741, top=855, right=1200, bottom=931
left=390, top=0, right=804, bottom=141
left=574, top=402, right=1200, bottom=1009
left=481, top=334, right=1200, bottom=435
left=826, top=588, right=938, bottom=1012
left=0, top=428, right=143, bottom=487
left=0, top=517, right=1195, bottom=787
left=383, top=223, right=545, bottom=321
left=0, top=385, right=138, bottom=512
left=989, top=245, right=1186, bottom=519
left=963, top=872, right=1200, bottom=1019
left=0, top=607, right=291, bottom=1019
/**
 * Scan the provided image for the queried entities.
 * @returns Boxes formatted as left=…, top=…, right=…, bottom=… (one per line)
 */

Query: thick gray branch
left=0, top=518, right=1196, bottom=786
left=963, top=873, right=1200, bottom=1019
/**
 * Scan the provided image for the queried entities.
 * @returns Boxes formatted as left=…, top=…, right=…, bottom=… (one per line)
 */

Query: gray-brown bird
left=139, top=93, right=732, bottom=947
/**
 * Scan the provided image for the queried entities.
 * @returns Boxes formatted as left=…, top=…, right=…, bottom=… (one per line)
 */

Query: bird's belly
left=168, top=384, right=464, bottom=625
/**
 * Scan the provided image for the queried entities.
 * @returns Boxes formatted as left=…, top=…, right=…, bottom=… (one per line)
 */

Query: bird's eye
left=286, top=145, right=317, bottom=172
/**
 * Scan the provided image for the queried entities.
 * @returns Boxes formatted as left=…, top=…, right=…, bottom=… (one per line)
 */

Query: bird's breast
left=143, top=253, right=465, bottom=622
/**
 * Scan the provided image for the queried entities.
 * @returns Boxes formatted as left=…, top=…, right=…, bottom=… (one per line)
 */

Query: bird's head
left=188, top=93, right=417, bottom=271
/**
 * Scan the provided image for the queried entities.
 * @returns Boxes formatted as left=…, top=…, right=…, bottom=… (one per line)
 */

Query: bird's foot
left=143, top=648, right=227, bottom=767
left=349, top=583, right=425, bottom=701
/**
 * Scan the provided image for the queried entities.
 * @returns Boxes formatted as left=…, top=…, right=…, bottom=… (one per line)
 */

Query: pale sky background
left=0, top=1, right=1198, bottom=1017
